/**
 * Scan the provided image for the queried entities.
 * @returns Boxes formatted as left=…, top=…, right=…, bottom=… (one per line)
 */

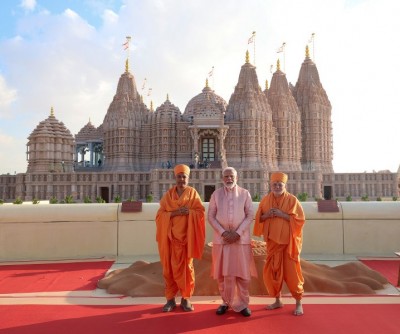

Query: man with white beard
left=207, top=167, right=257, bottom=317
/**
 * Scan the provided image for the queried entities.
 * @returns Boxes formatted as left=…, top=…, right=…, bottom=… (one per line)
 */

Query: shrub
left=296, top=192, right=308, bottom=202
left=49, top=196, right=58, bottom=204
left=32, top=198, right=40, bottom=204
left=96, top=196, right=106, bottom=203
left=146, top=194, right=153, bottom=203
left=361, top=195, right=369, bottom=201
left=114, top=194, right=122, bottom=203
left=83, top=196, right=92, bottom=203
left=13, top=197, right=23, bottom=204
left=0, top=199, right=4, bottom=205
left=252, top=193, right=260, bottom=202
left=392, top=196, right=398, bottom=201
left=376, top=197, right=382, bottom=201
left=64, top=195, right=74, bottom=204
left=346, top=195, right=352, bottom=202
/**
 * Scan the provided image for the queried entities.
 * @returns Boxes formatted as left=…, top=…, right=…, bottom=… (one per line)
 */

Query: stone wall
left=0, top=202, right=399, bottom=261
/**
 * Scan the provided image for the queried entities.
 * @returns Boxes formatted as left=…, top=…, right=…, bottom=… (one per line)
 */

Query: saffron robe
left=253, top=190, right=305, bottom=299
left=156, top=186, right=205, bottom=299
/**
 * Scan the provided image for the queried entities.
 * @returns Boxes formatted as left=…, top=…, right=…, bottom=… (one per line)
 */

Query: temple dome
left=183, top=83, right=227, bottom=124
left=29, top=113, right=73, bottom=141
left=153, top=97, right=181, bottom=120
left=27, top=108, right=74, bottom=173
left=75, top=120, right=102, bottom=142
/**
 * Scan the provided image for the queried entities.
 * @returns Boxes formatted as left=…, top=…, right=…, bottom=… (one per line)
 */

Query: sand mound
left=98, top=244, right=388, bottom=296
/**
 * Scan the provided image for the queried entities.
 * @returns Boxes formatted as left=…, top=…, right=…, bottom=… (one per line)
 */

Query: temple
left=0, top=46, right=398, bottom=202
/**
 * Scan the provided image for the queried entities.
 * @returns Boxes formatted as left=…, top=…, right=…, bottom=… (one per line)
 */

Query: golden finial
left=306, top=45, right=310, bottom=59
left=245, top=50, right=250, bottom=64
left=265, top=79, right=269, bottom=90
left=50, top=106, right=54, bottom=117
left=277, top=59, right=281, bottom=71
left=206, top=78, right=209, bottom=88
left=150, top=100, right=154, bottom=111
left=125, top=58, right=129, bottom=73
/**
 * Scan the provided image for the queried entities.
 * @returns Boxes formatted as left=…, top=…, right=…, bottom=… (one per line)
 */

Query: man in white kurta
left=208, top=167, right=256, bottom=317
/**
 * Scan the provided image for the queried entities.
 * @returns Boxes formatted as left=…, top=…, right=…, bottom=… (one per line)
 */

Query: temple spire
left=50, top=106, right=54, bottom=117
left=277, top=59, right=281, bottom=71
left=305, top=45, right=310, bottom=59
left=150, top=100, right=154, bottom=112
left=205, top=78, right=209, bottom=88
left=125, top=58, right=129, bottom=73
left=245, top=50, right=250, bottom=64
left=265, top=79, right=269, bottom=90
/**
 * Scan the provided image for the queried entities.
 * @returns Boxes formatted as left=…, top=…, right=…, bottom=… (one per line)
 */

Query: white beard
left=225, top=182, right=236, bottom=190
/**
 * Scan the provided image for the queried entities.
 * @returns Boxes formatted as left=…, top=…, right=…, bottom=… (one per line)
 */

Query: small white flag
left=247, top=31, right=256, bottom=44
left=276, top=42, right=286, bottom=53
left=208, top=66, right=214, bottom=77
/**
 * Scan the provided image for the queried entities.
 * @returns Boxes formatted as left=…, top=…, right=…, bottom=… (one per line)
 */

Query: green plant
left=361, top=195, right=369, bottom=201
left=346, top=195, right=352, bottom=202
left=252, top=193, right=260, bottom=202
left=146, top=193, right=153, bottom=203
left=126, top=197, right=136, bottom=202
left=83, top=196, right=92, bottom=203
left=96, top=196, right=106, bottom=203
left=0, top=199, right=4, bottom=205
left=296, top=192, right=308, bottom=202
left=49, top=196, right=58, bottom=204
left=32, top=198, right=40, bottom=204
left=64, top=195, right=74, bottom=204
left=114, top=194, right=122, bottom=203
left=13, top=197, right=23, bottom=204
left=392, top=196, right=398, bottom=201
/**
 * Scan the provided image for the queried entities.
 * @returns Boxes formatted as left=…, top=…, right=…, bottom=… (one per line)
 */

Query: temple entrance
left=323, top=186, right=332, bottom=200
left=100, top=187, right=110, bottom=203
left=204, top=185, right=215, bottom=202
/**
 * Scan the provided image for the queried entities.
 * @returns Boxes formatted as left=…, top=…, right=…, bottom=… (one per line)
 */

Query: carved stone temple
left=0, top=47, right=398, bottom=202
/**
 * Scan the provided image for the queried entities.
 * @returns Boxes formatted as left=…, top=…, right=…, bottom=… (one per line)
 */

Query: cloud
left=0, top=132, right=27, bottom=175
left=20, top=0, right=36, bottom=12
left=0, top=75, right=17, bottom=115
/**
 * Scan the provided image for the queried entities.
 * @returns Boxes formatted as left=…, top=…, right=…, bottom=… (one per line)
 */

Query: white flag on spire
left=276, top=42, right=286, bottom=53
left=248, top=31, right=256, bottom=44
left=208, top=66, right=214, bottom=77
left=142, top=78, right=147, bottom=90
left=122, top=36, right=131, bottom=50
left=147, top=88, right=152, bottom=97
left=308, top=33, right=315, bottom=44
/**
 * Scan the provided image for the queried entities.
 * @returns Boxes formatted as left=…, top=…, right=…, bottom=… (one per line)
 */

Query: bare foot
left=266, top=300, right=283, bottom=310
left=293, top=301, right=303, bottom=316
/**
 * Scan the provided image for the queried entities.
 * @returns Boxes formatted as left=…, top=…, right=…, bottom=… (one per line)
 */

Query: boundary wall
left=0, top=202, right=399, bottom=261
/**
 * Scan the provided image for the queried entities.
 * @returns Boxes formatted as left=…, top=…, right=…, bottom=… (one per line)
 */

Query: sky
left=0, top=0, right=399, bottom=175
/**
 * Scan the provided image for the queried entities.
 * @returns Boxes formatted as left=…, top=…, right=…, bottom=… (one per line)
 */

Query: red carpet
left=0, top=261, right=114, bottom=293
left=359, top=259, right=400, bottom=286
left=0, top=304, right=399, bottom=334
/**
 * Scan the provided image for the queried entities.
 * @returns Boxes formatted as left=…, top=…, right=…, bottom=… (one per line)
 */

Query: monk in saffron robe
left=253, top=172, right=305, bottom=316
left=208, top=167, right=257, bottom=317
left=156, top=164, right=205, bottom=312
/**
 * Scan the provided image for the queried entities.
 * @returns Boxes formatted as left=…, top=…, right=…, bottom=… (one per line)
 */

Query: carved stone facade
left=0, top=48, right=398, bottom=202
